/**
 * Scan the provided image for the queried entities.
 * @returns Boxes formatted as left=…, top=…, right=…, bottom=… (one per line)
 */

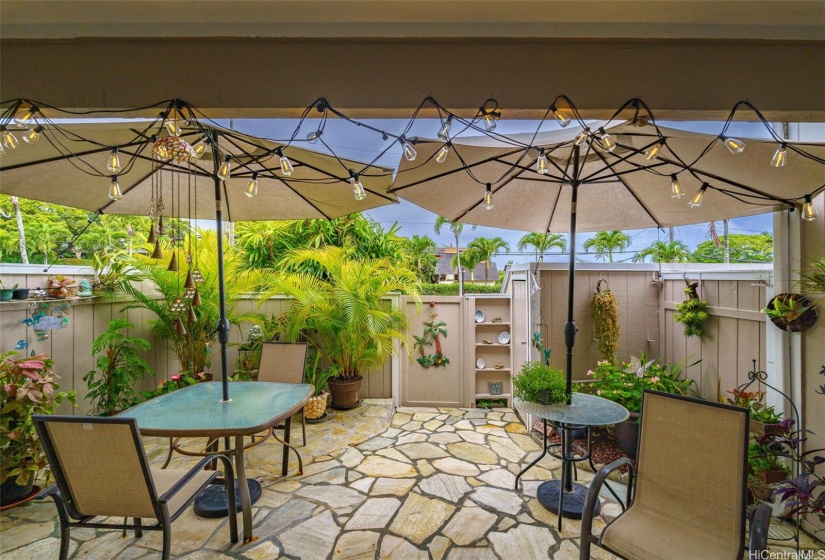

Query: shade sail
left=389, top=122, right=825, bottom=232
left=0, top=121, right=397, bottom=220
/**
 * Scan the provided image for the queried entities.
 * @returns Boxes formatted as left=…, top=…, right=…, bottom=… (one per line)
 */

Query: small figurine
left=77, top=279, right=93, bottom=297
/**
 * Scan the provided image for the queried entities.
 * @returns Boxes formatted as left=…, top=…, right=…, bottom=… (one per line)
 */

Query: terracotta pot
left=304, top=391, right=329, bottom=420
left=615, top=411, right=640, bottom=460
left=0, top=477, right=34, bottom=505
left=758, top=469, right=788, bottom=485
left=328, top=376, right=362, bottom=410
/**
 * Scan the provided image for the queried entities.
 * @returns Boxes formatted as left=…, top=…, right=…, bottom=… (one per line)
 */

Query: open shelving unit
left=467, top=295, right=513, bottom=406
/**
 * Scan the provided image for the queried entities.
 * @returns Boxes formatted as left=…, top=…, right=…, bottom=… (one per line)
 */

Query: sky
left=213, top=116, right=820, bottom=267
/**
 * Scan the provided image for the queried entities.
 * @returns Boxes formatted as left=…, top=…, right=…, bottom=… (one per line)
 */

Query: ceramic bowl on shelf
left=476, top=358, right=486, bottom=369
left=498, top=331, right=510, bottom=344
left=475, top=310, right=484, bottom=323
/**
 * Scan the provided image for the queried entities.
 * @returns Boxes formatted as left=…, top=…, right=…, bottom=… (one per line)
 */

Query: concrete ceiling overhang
left=2, top=0, right=824, bottom=120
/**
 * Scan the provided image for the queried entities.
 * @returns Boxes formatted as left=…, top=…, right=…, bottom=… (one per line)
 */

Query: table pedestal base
left=194, top=479, right=262, bottom=518
left=537, top=480, right=599, bottom=520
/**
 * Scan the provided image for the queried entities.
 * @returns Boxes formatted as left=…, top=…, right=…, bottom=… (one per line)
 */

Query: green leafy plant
left=748, top=440, right=790, bottom=478
left=589, top=353, right=697, bottom=413
left=674, top=284, right=709, bottom=337
left=513, top=361, right=568, bottom=404
left=91, top=250, right=131, bottom=296
left=83, top=318, right=154, bottom=416
left=476, top=398, right=508, bottom=409
left=592, top=280, right=620, bottom=362
left=1, top=352, right=75, bottom=487
left=749, top=402, right=783, bottom=424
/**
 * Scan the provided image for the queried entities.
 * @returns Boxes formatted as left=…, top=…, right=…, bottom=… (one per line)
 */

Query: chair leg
left=300, top=409, right=306, bottom=447
left=47, top=493, right=71, bottom=560
left=160, top=509, right=172, bottom=560
left=135, top=517, right=143, bottom=538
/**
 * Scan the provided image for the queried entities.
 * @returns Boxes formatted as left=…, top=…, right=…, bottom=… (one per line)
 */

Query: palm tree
left=632, top=240, right=690, bottom=263
left=402, top=235, right=438, bottom=282
left=517, top=232, right=566, bottom=262
left=468, top=236, right=510, bottom=281
left=582, top=231, right=632, bottom=263
left=434, top=217, right=476, bottom=294
left=452, top=247, right=482, bottom=281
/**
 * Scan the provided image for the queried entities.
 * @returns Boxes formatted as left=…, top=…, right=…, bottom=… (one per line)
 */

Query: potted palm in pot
left=267, top=244, right=420, bottom=410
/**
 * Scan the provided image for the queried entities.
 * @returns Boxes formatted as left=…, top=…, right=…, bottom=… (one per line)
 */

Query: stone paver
left=4, top=397, right=819, bottom=559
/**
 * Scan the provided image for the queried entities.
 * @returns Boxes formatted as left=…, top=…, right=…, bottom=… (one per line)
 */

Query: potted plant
left=749, top=440, right=791, bottom=485
left=91, top=250, right=131, bottom=297
left=83, top=318, right=154, bottom=416
left=762, top=292, right=818, bottom=332
left=12, top=286, right=30, bottom=300
left=749, top=402, right=784, bottom=436
left=512, top=361, right=568, bottom=405
left=48, top=274, right=77, bottom=298
left=0, top=351, right=75, bottom=505
left=0, top=281, right=14, bottom=301
left=304, top=353, right=337, bottom=422
left=592, top=279, right=620, bottom=363
left=674, top=283, right=709, bottom=337
left=268, top=244, right=420, bottom=410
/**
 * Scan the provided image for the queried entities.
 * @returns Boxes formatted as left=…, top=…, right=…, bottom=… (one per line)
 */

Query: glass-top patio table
left=119, top=381, right=313, bottom=542
left=514, top=393, right=629, bottom=530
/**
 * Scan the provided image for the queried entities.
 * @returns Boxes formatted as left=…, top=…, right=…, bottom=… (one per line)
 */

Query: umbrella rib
left=0, top=141, right=148, bottom=172
left=590, top=148, right=664, bottom=229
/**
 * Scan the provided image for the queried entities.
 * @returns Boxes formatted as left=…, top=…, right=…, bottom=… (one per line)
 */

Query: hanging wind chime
left=150, top=112, right=201, bottom=337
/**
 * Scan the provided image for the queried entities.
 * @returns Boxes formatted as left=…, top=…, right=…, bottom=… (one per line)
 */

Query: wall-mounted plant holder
left=763, top=293, right=818, bottom=332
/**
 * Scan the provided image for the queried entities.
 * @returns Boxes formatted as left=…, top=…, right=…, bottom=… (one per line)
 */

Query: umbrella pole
left=211, top=134, right=231, bottom=402
left=563, top=145, right=581, bottom=492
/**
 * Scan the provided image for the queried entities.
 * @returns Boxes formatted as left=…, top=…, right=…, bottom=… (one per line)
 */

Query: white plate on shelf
left=476, top=358, right=486, bottom=369
left=475, top=310, right=484, bottom=323
left=498, top=331, right=511, bottom=345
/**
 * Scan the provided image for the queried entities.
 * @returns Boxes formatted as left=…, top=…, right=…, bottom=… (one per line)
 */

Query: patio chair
left=258, top=341, right=309, bottom=447
left=33, top=415, right=238, bottom=560
left=579, top=390, right=772, bottom=560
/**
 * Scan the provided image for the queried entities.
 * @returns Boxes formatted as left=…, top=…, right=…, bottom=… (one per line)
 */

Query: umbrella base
left=193, top=479, right=262, bottom=518
left=536, top=480, right=599, bottom=519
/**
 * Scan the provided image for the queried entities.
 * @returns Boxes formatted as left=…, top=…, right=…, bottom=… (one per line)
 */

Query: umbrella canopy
left=389, top=122, right=825, bottom=232
left=0, top=121, right=397, bottom=220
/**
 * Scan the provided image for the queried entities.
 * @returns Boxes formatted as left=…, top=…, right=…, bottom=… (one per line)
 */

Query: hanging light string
left=2, top=96, right=824, bottom=212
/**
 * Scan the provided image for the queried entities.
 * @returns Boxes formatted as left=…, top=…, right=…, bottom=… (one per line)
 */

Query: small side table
left=514, top=394, right=629, bottom=530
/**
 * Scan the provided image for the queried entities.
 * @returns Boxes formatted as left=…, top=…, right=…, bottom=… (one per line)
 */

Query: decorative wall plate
left=476, top=358, right=486, bottom=369
left=498, top=331, right=511, bottom=344
left=475, top=310, right=484, bottom=323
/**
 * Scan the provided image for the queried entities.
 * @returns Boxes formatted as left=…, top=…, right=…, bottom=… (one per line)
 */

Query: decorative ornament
left=414, top=301, right=450, bottom=368
left=171, top=297, right=186, bottom=313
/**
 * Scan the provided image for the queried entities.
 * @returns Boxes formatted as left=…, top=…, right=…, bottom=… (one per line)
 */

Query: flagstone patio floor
left=1, top=400, right=821, bottom=559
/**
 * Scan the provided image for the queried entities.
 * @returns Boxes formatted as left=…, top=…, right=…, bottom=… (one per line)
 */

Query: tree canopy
left=690, top=233, right=773, bottom=263
left=583, top=231, right=632, bottom=263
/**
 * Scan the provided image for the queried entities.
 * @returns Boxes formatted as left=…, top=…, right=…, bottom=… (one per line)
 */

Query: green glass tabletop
left=514, top=393, right=629, bottom=426
left=119, top=382, right=313, bottom=437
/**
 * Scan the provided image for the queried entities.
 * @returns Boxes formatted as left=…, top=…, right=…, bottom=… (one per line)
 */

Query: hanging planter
left=674, top=282, right=709, bottom=338
left=592, top=279, right=620, bottom=362
left=762, top=292, right=818, bottom=332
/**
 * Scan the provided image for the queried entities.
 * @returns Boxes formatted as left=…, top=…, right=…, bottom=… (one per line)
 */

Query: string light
left=22, top=125, right=43, bottom=144
left=721, top=135, right=745, bottom=154
left=645, top=139, right=665, bottom=160
left=306, top=130, right=323, bottom=144
left=14, top=105, right=38, bottom=127
left=108, top=176, right=123, bottom=200
left=192, top=139, right=207, bottom=159
left=1, top=127, right=20, bottom=149
left=436, top=143, right=451, bottom=163
left=771, top=144, right=787, bottom=168
left=217, top=155, right=231, bottom=180
left=536, top=148, right=549, bottom=174
left=107, top=146, right=122, bottom=173
left=574, top=128, right=590, bottom=147
left=437, top=116, right=452, bottom=141
left=483, top=183, right=494, bottom=210
left=245, top=172, right=259, bottom=198
left=598, top=128, right=615, bottom=153
left=349, top=170, right=366, bottom=200
left=163, top=114, right=182, bottom=137
left=401, top=136, right=417, bottom=161
left=480, top=100, right=500, bottom=132
left=670, top=174, right=684, bottom=199
left=550, top=105, right=571, bottom=128
left=688, top=183, right=709, bottom=208
left=482, top=112, right=498, bottom=132
left=802, top=195, right=817, bottom=221
left=278, top=148, right=294, bottom=176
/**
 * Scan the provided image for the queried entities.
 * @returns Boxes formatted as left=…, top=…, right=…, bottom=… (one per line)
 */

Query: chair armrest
left=157, top=453, right=235, bottom=505
left=580, top=458, right=634, bottom=560
left=748, top=502, right=771, bottom=554
left=34, top=484, right=59, bottom=499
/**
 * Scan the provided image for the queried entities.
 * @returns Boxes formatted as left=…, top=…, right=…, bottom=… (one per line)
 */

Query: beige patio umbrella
left=389, top=122, right=825, bottom=519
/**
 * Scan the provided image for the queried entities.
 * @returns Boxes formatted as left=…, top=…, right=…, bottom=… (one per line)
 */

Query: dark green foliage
left=421, top=283, right=502, bottom=295
left=674, top=288, right=709, bottom=337
left=83, top=318, right=153, bottom=416
left=691, top=233, right=773, bottom=263
left=512, top=361, right=568, bottom=404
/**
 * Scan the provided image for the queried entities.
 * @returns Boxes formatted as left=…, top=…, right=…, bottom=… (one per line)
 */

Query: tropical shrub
left=421, top=283, right=502, bottom=295
left=674, top=284, right=709, bottom=337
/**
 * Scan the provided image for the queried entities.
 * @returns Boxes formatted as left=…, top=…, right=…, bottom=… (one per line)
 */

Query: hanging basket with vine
left=674, top=282, right=709, bottom=338
left=592, top=279, right=620, bottom=362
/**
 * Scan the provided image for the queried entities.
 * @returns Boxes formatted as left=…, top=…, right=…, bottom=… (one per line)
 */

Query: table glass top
left=119, top=381, right=313, bottom=435
left=514, top=393, right=629, bottom=426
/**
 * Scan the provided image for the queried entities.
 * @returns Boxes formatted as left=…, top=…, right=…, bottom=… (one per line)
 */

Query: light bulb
left=551, top=105, right=571, bottom=128
left=108, top=176, right=123, bottom=200
left=688, top=183, right=708, bottom=208
left=483, top=184, right=494, bottom=210
left=438, top=116, right=452, bottom=141
left=721, top=136, right=745, bottom=154
left=436, top=144, right=450, bottom=163
left=193, top=140, right=207, bottom=159
left=2, top=127, right=20, bottom=149
left=164, top=117, right=181, bottom=137
left=14, top=105, right=37, bottom=127
left=645, top=139, right=664, bottom=160
left=306, top=130, right=322, bottom=144
left=107, top=147, right=122, bottom=173
left=574, top=128, right=590, bottom=147
left=536, top=148, right=549, bottom=175
left=22, top=125, right=43, bottom=144
left=278, top=149, right=294, bottom=176
left=245, top=172, right=259, bottom=198
left=802, top=196, right=817, bottom=221
left=670, top=174, right=684, bottom=198
left=349, top=172, right=366, bottom=201
left=771, top=144, right=787, bottom=168
left=401, top=137, right=417, bottom=161
left=482, top=112, right=497, bottom=132
left=217, top=155, right=231, bottom=180
left=598, top=128, right=615, bottom=152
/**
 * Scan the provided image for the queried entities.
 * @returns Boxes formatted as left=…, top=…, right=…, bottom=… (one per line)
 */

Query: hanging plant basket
left=592, top=279, right=620, bottom=362
left=764, top=293, right=818, bottom=332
